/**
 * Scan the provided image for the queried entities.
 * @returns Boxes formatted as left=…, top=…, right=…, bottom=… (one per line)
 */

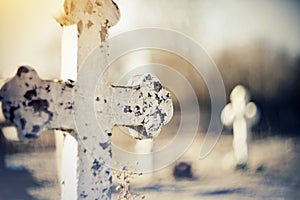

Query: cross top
left=221, top=85, right=257, bottom=127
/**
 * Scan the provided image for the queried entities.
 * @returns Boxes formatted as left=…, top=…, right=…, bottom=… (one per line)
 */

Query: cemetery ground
left=1, top=124, right=300, bottom=200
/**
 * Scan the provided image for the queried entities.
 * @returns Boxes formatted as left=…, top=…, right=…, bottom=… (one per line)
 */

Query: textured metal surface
left=0, top=66, right=173, bottom=140
left=0, top=0, right=122, bottom=199
left=0, top=67, right=75, bottom=141
left=55, top=0, right=120, bottom=68
left=0, top=66, right=173, bottom=199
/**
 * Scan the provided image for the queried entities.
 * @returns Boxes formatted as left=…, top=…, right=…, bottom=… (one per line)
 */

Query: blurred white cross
left=221, top=85, right=258, bottom=168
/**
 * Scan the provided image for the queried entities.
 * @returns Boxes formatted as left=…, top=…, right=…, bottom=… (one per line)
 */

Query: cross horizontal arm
left=0, top=66, right=173, bottom=141
left=0, top=66, right=75, bottom=140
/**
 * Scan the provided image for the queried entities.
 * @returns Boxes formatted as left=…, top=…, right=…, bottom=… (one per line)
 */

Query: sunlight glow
left=2, top=127, right=19, bottom=141
left=55, top=131, right=78, bottom=199
left=61, top=25, right=78, bottom=81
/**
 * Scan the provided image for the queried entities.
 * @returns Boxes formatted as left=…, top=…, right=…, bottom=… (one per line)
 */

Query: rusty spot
left=84, top=0, right=93, bottom=15
left=95, top=0, right=102, bottom=6
left=70, top=1, right=76, bottom=12
left=100, top=20, right=109, bottom=42
left=63, top=0, right=70, bottom=15
left=87, top=20, right=94, bottom=29
left=77, top=20, right=83, bottom=37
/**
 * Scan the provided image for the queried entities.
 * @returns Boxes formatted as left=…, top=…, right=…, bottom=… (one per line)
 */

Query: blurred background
left=110, top=0, right=300, bottom=135
left=1, top=0, right=299, bottom=133
left=0, top=0, right=300, bottom=199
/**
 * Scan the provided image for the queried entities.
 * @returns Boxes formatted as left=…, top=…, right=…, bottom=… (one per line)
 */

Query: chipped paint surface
left=96, top=73, right=173, bottom=139
left=53, top=1, right=120, bottom=198
left=56, top=0, right=119, bottom=28
left=77, top=140, right=112, bottom=200
left=0, top=1, right=122, bottom=199
left=123, top=74, right=173, bottom=138
left=55, top=0, right=120, bottom=67
left=0, top=66, right=172, bottom=141
left=0, top=66, right=173, bottom=199
left=0, top=66, right=74, bottom=141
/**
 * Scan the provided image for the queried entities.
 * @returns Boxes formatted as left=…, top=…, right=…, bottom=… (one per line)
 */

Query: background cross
left=221, top=85, right=258, bottom=168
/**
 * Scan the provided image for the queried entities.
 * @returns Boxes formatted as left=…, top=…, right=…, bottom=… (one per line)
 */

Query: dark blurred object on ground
left=173, top=162, right=193, bottom=179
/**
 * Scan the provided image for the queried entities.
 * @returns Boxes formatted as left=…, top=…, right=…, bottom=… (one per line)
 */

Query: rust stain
left=95, top=0, right=103, bottom=7
left=100, top=20, right=109, bottom=42
left=77, top=20, right=83, bottom=37
left=70, top=1, right=76, bottom=12
left=87, top=20, right=94, bottom=29
left=84, top=0, right=93, bottom=15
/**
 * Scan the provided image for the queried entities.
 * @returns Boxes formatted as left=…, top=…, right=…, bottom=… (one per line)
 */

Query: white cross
left=0, top=66, right=173, bottom=197
left=221, top=85, right=258, bottom=168
left=55, top=1, right=120, bottom=198
left=0, top=1, right=173, bottom=200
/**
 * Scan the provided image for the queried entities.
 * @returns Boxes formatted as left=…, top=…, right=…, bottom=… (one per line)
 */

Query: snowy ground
left=1, top=133, right=300, bottom=200
left=113, top=133, right=300, bottom=200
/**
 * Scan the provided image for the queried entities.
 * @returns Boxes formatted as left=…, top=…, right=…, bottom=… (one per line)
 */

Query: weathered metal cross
left=0, top=0, right=173, bottom=199
left=0, top=66, right=172, bottom=141
left=0, top=65, right=173, bottom=199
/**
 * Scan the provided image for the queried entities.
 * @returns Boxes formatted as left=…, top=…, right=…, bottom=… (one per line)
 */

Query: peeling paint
left=0, top=66, right=174, bottom=200
left=0, top=66, right=74, bottom=141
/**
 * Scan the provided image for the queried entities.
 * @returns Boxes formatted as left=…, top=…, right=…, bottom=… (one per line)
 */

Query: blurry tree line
left=214, top=40, right=300, bottom=134
left=147, top=40, right=300, bottom=134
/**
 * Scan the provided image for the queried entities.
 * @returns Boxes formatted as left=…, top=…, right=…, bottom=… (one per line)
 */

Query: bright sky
left=0, top=0, right=62, bottom=78
left=111, top=0, right=300, bottom=56
left=0, top=0, right=299, bottom=78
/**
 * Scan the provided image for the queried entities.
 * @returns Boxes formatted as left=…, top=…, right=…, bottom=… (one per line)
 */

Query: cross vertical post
left=55, top=0, right=120, bottom=199
left=221, top=85, right=258, bottom=168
